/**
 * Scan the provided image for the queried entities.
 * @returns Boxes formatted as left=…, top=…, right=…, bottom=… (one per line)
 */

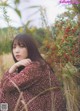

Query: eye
left=19, top=43, right=25, bottom=47
left=13, top=44, right=16, bottom=49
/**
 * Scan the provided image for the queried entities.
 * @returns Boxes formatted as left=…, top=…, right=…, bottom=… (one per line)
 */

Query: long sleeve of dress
left=1, top=62, right=42, bottom=92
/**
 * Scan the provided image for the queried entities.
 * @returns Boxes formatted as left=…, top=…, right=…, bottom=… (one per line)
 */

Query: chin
left=16, top=59, right=21, bottom=61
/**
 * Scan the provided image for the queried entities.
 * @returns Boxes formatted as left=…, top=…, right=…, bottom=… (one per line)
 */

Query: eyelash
left=20, top=44, right=24, bottom=47
left=13, top=46, right=16, bottom=48
left=13, top=44, right=25, bottom=48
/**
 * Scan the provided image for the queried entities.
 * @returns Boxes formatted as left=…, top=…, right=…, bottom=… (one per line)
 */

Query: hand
left=15, top=59, right=32, bottom=67
left=9, top=59, right=32, bottom=73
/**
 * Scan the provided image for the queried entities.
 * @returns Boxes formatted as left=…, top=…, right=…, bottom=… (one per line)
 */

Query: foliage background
left=0, top=0, right=80, bottom=111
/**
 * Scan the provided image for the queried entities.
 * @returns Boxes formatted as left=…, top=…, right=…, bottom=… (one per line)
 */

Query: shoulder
left=23, top=61, right=42, bottom=72
left=26, top=61, right=41, bottom=68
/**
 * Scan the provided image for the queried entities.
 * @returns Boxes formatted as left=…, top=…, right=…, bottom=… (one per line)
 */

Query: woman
left=0, top=33, right=66, bottom=111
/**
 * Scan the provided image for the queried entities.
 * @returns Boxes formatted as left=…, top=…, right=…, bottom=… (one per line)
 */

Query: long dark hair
left=12, top=33, right=43, bottom=62
left=11, top=33, right=54, bottom=73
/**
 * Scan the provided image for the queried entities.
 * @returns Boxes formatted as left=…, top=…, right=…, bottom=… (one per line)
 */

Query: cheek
left=23, top=49, right=28, bottom=58
left=26, top=50, right=28, bottom=57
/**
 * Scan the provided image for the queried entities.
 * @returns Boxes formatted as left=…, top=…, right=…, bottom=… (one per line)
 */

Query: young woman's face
left=12, top=42, right=28, bottom=61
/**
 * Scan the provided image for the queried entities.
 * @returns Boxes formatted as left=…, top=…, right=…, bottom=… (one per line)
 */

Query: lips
left=15, top=55, right=21, bottom=59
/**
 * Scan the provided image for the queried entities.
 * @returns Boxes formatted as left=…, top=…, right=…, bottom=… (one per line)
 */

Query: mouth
left=15, top=55, right=21, bottom=59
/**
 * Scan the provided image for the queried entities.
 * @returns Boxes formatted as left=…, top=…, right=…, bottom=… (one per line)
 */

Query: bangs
left=12, top=38, right=26, bottom=47
left=12, top=33, right=42, bottom=62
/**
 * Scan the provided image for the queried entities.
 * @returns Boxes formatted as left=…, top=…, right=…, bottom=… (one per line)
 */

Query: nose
left=15, top=47, right=20, bottom=53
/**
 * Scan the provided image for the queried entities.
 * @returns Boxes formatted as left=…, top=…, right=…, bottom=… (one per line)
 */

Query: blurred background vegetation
left=0, top=0, right=80, bottom=111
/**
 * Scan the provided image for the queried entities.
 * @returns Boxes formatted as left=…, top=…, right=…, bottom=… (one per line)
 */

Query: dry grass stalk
left=10, top=79, right=28, bottom=111
left=14, top=92, right=23, bottom=111
left=10, top=78, right=60, bottom=111
left=63, top=77, right=79, bottom=111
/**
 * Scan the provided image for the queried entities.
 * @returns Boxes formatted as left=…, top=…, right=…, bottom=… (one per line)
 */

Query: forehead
left=13, top=39, right=24, bottom=45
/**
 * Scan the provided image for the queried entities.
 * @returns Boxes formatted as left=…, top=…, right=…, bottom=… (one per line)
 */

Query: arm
left=2, top=62, right=42, bottom=92
left=9, top=59, right=32, bottom=73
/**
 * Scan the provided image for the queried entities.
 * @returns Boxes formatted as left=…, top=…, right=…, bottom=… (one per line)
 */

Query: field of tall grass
left=0, top=53, right=14, bottom=79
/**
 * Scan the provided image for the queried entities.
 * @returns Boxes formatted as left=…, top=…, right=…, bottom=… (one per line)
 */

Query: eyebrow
left=13, top=41, right=23, bottom=45
left=13, top=42, right=25, bottom=47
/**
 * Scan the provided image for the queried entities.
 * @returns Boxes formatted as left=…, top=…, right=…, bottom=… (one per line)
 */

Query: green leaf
left=62, top=62, right=78, bottom=77
left=27, top=5, right=40, bottom=9
left=14, top=8, right=21, bottom=18
left=14, top=0, right=20, bottom=4
left=0, top=2, right=8, bottom=6
left=25, top=20, right=32, bottom=27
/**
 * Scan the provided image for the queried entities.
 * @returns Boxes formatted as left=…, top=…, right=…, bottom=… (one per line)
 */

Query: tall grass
left=63, top=77, right=79, bottom=111
left=0, top=53, right=14, bottom=79
left=53, top=62, right=80, bottom=111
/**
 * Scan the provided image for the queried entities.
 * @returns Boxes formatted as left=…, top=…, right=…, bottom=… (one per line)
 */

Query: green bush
left=0, top=39, right=12, bottom=54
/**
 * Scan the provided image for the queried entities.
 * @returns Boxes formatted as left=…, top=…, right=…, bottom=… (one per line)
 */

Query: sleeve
left=2, top=62, right=42, bottom=92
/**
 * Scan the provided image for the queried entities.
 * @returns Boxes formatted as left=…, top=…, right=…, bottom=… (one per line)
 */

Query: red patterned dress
left=0, top=61, right=66, bottom=111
